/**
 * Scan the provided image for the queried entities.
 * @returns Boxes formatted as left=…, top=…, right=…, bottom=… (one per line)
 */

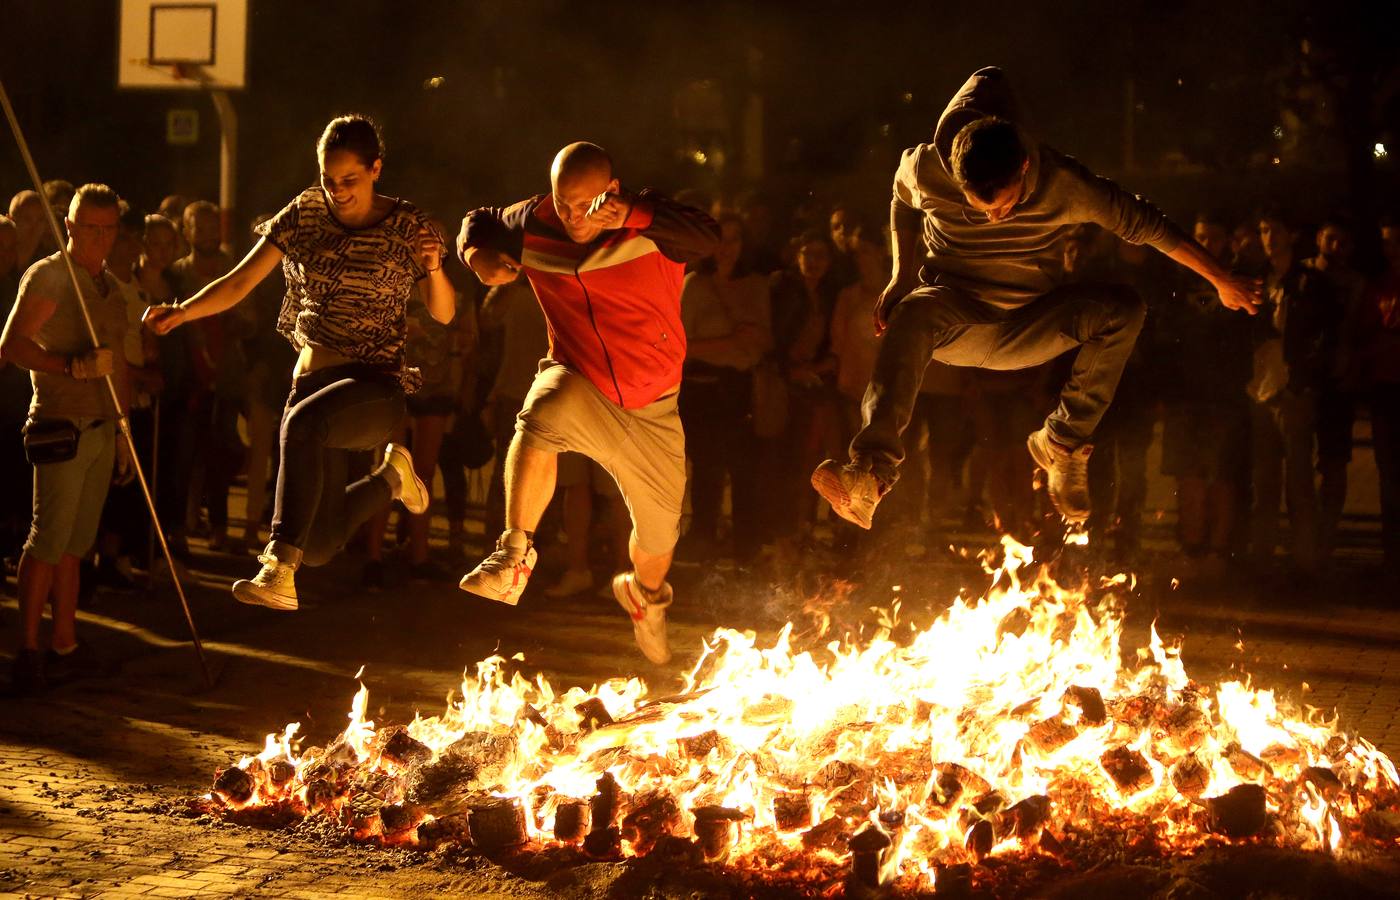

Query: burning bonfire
left=199, top=538, right=1400, bottom=893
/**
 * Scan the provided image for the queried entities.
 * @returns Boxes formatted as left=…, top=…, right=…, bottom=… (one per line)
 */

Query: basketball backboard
left=118, top=0, right=247, bottom=90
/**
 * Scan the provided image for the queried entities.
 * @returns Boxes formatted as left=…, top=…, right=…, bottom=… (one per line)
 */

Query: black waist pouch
left=22, top=419, right=80, bottom=465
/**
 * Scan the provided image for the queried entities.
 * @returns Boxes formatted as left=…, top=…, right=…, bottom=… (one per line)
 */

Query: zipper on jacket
left=574, top=263, right=625, bottom=405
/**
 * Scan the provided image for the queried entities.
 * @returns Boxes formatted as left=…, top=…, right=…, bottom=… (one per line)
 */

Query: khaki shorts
left=517, top=362, right=684, bottom=555
left=556, top=452, right=621, bottom=496
left=25, top=418, right=116, bottom=564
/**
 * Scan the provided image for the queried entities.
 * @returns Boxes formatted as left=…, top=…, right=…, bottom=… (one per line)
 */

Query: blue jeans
left=852, top=281, right=1145, bottom=486
left=269, top=365, right=405, bottom=566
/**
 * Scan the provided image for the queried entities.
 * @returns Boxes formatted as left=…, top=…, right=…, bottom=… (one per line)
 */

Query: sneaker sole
left=231, top=580, right=298, bottom=611
left=1025, top=432, right=1090, bottom=524
left=459, top=576, right=524, bottom=606
left=389, top=446, right=431, bottom=515
left=810, top=466, right=873, bottom=530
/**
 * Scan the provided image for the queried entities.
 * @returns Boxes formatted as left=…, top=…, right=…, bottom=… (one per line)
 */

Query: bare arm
left=0, top=292, right=65, bottom=374
left=414, top=224, right=456, bottom=324
left=143, top=238, right=283, bottom=334
left=1165, top=241, right=1260, bottom=315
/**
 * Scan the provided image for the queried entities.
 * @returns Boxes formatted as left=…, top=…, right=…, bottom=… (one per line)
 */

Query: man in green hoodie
left=813, top=67, right=1259, bottom=529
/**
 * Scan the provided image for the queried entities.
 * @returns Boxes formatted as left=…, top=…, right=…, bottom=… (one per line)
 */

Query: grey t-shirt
left=894, top=67, right=1187, bottom=308
left=16, top=253, right=127, bottom=419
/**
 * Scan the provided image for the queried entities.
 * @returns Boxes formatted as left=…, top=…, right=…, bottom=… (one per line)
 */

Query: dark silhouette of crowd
left=3, top=169, right=1399, bottom=692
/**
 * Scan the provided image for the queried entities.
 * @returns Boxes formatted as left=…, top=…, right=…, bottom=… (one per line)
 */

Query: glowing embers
left=200, top=537, right=1400, bottom=892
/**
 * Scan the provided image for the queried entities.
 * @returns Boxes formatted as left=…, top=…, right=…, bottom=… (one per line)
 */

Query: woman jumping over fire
left=144, top=114, right=454, bottom=609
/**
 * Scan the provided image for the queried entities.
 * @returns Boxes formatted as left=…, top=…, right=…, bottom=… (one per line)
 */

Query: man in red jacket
left=456, top=142, right=718, bottom=665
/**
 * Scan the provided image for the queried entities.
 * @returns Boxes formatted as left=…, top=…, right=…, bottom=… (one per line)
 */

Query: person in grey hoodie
left=812, top=67, right=1259, bottom=529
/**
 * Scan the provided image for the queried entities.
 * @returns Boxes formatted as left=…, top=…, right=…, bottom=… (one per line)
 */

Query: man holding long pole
left=1, top=184, right=132, bottom=692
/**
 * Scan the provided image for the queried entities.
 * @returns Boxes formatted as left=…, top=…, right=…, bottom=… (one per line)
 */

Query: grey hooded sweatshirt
left=893, top=66, right=1187, bottom=309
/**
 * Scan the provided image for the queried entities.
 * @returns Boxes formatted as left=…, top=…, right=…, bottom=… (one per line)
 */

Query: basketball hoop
left=117, top=0, right=246, bottom=91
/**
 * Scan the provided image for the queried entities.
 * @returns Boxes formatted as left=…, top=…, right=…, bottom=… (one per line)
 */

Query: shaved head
left=550, top=142, right=613, bottom=190
left=549, top=142, right=619, bottom=244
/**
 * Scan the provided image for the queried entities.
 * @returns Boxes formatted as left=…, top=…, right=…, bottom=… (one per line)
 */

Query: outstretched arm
left=143, top=238, right=283, bottom=334
left=1165, top=241, right=1259, bottom=315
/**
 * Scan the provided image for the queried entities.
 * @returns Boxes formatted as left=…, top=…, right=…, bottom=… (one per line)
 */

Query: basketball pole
left=0, top=78, right=213, bottom=689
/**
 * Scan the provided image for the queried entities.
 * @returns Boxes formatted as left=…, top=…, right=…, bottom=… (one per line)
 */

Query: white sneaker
left=1026, top=427, right=1093, bottom=524
left=232, top=552, right=299, bottom=611
left=810, top=460, right=886, bottom=530
left=611, top=573, right=673, bottom=665
left=460, top=529, right=537, bottom=605
left=384, top=442, right=429, bottom=514
left=544, top=567, right=595, bottom=598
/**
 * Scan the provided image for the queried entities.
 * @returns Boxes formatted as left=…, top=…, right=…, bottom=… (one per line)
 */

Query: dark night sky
left=2, top=0, right=1395, bottom=237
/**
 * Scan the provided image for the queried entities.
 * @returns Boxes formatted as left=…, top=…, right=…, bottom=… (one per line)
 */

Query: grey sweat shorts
left=517, top=362, right=685, bottom=555
left=25, top=418, right=116, bottom=564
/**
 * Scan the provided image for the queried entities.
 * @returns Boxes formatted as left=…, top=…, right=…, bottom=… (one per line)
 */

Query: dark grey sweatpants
left=852, top=281, right=1145, bottom=486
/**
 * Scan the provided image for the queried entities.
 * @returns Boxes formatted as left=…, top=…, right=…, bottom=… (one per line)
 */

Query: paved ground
left=1, top=430, right=1397, bottom=898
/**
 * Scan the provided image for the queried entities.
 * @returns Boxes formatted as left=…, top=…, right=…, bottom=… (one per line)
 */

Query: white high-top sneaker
left=232, top=542, right=300, bottom=611
left=612, top=573, right=673, bottom=665
left=459, top=529, right=537, bottom=605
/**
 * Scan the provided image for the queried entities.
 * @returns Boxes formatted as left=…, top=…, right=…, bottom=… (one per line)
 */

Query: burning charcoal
left=267, top=760, right=296, bottom=788
left=848, top=824, right=892, bottom=887
left=354, top=770, right=399, bottom=802
left=1224, top=743, right=1271, bottom=781
left=1158, top=705, right=1211, bottom=755
left=620, top=791, right=682, bottom=856
left=323, top=736, right=359, bottom=768
left=416, top=812, right=471, bottom=849
left=964, top=817, right=995, bottom=861
left=996, top=607, right=1032, bottom=641
left=553, top=798, right=590, bottom=844
left=1106, top=694, right=1156, bottom=729
left=1302, top=766, right=1344, bottom=799
left=378, top=802, right=422, bottom=836
left=801, top=816, right=849, bottom=852
left=774, top=794, right=812, bottom=832
left=1260, top=744, right=1303, bottom=768
left=1025, top=716, right=1079, bottom=755
left=379, top=726, right=432, bottom=769
left=936, top=862, right=974, bottom=897
left=971, top=791, right=1006, bottom=818
left=519, top=705, right=564, bottom=750
left=1170, top=755, right=1211, bottom=798
left=1361, top=810, right=1400, bottom=841
left=1101, top=747, right=1154, bottom=796
left=343, top=792, right=382, bottom=834
left=303, top=777, right=338, bottom=810
left=815, top=759, right=864, bottom=790
left=1009, top=697, right=1040, bottom=719
left=692, top=806, right=747, bottom=862
left=879, top=808, right=906, bottom=836
left=678, top=730, right=723, bottom=759
left=928, top=770, right=965, bottom=809
left=1323, top=735, right=1348, bottom=759
left=997, top=795, right=1051, bottom=841
left=1206, top=783, right=1268, bottom=837
left=575, top=698, right=614, bottom=731
left=468, top=797, right=528, bottom=851
left=584, top=771, right=624, bottom=858
left=212, top=766, right=255, bottom=805
left=1064, top=685, right=1107, bottom=725
left=929, top=764, right=990, bottom=810
left=588, top=771, right=623, bottom=831
left=1038, top=829, right=1067, bottom=858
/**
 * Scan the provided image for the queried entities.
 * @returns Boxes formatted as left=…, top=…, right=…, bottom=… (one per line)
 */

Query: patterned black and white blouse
left=257, top=186, right=434, bottom=392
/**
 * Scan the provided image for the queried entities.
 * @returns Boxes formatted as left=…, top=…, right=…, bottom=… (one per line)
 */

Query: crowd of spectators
left=2, top=170, right=1398, bottom=668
